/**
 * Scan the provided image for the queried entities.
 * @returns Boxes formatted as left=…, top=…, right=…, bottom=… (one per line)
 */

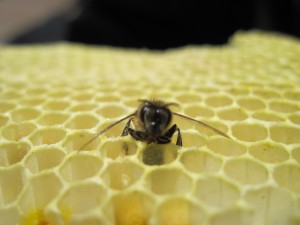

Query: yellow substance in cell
left=0, top=31, right=300, bottom=225
left=113, top=193, right=152, bottom=225
left=20, top=209, right=50, bottom=225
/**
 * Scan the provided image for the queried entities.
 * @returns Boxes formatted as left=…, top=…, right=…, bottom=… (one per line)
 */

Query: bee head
left=139, top=101, right=172, bottom=137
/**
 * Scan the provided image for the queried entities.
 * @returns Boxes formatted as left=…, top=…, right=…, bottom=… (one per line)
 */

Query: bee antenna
left=173, top=112, right=231, bottom=139
left=78, top=112, right=136, bottom=151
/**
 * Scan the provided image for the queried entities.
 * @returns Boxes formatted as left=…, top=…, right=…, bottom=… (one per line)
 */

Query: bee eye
left=141, top=105, right=171, bottom=125
left=140, top=105, right=150, bottom=122
left=160, top=109, right=172, bottom=127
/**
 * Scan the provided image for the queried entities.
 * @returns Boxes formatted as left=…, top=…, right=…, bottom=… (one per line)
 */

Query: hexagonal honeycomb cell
left=0, top=31, right=300, bottom=225
left=153, top=197, right=206, bottom=225
left=101, top=160, right=143, bottom=190
left=105, top=190, right=155, bottom=225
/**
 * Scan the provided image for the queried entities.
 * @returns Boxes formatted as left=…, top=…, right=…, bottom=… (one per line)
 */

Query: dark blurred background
left=1, top=0, right=299, bottom=49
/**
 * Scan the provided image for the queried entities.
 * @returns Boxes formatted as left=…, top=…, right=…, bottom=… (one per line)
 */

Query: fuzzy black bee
left=79, top=99, right=230, bottom=150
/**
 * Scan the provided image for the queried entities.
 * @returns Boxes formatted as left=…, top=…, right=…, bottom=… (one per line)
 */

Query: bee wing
left=173, top=112, right=230, bottom=139
left=79, top=113, right=136, bottom=151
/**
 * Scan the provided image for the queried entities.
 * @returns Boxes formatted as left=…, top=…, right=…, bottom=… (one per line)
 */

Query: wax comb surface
left=0, top=31, right=300, bottom=225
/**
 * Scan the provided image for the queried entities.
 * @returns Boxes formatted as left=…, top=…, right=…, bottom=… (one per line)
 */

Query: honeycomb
left=0, top=31, right=300, bottom=225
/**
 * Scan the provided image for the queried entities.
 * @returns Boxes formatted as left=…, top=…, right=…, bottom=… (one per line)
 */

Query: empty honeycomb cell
left=249, top=142, right=289, bottom=163
left=237, top=97, right=266, bottom=111
left=289, top=114, right=300, bottom=125
left=154, top=197, right=206, bottom=225
left=197, top=87, right=218, bottom=94
left=173, top=114, right=197, bottom=130
left=73, top=83, right=94, bottom=92
left=195, top=120, right=229, bottom=138
left=272, top=83, right=294, bottom=90
left=224, top=158, right=268, bottom=185
left=66, top=114, right=99, bottom=129
left=253, top=89, right=281, bottom=99
left=62, top=132, right=101, bottom=151
left=179, top=131, right=207, bottom=147
left=0, top=207, right=19, bottom=225
left=2, top=90, right=22, bottom=100
left=184, top=105, right=214, bottom=118
left=252, top=111, right=285, bottom=122
left=26, top=87, right=48, bottom=96
left=101, top=160, right=144, bottom=190
left=48, top=90, right=70, bottom=98
left=123, top=98, right=140, bottom=108
left=43, top=100, right=70, bottom=111
left=139, top=143, right=178, bottom=165
left=24, top=147, right=65, bottom=173
left=19, top=172, right=63, bottom=213
left=9, top=81, right=26, bottom=89
left=0, top=165, right=26, bottom=206
left=149, top=90, right=173, bottom=99
left=207, top=138, right=246, bottom=156
left=180, top=149, right=222, bottom=174
left=175, top=93, right=201, bottom=103
left=0, top=101, right=15, bottom=113
left=29, top=128, right=66, bottom=146
left=97, top=86, right=118, bottom=93
left=70, top=103, right=98, bottom=112
left=205, top=95, right=233, bottom=107
left=217, top=107, right=248, bottom=121
left=107, top=190, right=155, bottom=225
left=57, top=182, right=107, bottom=214
left=1, top=122, right=36, bottom=141
left=0, top=115, right=8, bottom=127
left=210, top=207, right=253, bottom=225
left=11, top=107, right=41, bottom=122
left=0, top=142, right=30, bottom=167
left=270, top=125, right=300, bottom=144
left=145, top=168, right=192, bottom=195
left=232, top=123, right=268, bottom=142
left=228, top=87, right=249, bottom=96
left=269, top=100, right=299, bottom=113
left=273, top=164, right=300, bottom=193
left=245, top=186, right=295, bottom=225
left=216, top=80, right=233, bottom=86
left=20, top=97, right=45, bottom=106
left=97, top=104, right=129, bottom=119
left=120, top=87, right=145, bottom=97
left=284, top=90, right=300, bottom=102
left=292, top=146, right=300, bottom=163
left=96, top=95, right=120, bottom=103
left=72, top=92, right=94, bottom=102
left=60, top=154, right=102, bottom=182
left=194, top=176, right=240, bottom=209
left=101, top=139, right=138, bottom=159
left=38, top=112, right=69, bottom=126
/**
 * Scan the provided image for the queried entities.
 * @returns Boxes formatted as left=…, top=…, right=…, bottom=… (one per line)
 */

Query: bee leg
left=157, top=124, right=181, bottom=146
left=175, top=127, right=182, bottom=146
left=162, top=124, right=182, bottom=146
left=128, top=128, right=148, bottom=142
left=163, top=124, right=177, bottom=138
left=121, top=119, right=132, bottom=155
left=121, top=119, right=132, bottom=136
left=156, top=137, right=171, bottom=144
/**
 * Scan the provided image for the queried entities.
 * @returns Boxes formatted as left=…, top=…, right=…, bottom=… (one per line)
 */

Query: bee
left=79, top=99, right=230, bottom=150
